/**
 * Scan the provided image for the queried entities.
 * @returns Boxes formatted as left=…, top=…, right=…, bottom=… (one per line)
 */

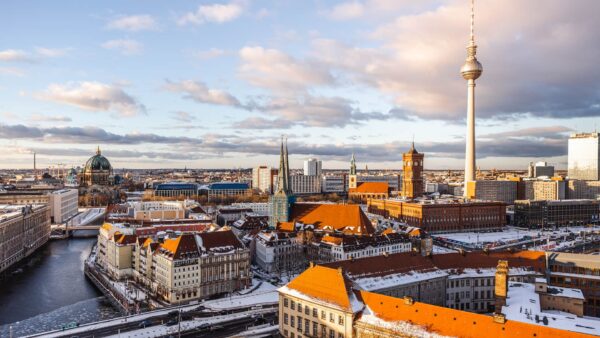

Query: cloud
left=327, top=2, right=365, bottom=20
left=36, top=81, right=145, bottom=117
left=35, top=47, right=70, bottom=58
left=171, top=111, right=196, bottom=123
left=0, top=49, right=33, bottom=62
left=231, top=117, right=293, bottom=129
left=239, top=46, right=334, bottom=93
left=164, top=80, right=242, bottom=107
left=0, top=123, right=567, bottom=162
left=107, top=14, right=158, bottom=31
left=29, top=114, right=72, bottom=122
left=101, top=39, right=143, bottom=55
left=178, top=2, right=244, bottom=25
left=194, top=48, right=225, bottom=60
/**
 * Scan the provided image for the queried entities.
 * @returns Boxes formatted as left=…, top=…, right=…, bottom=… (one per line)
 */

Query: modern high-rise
left=461, top=0, right=483, bottom=196
left=303, top=158, right=322, bottom=176
left=568, top=132, right=600, bottom=180
left=252, top=166, right=277, bottom=193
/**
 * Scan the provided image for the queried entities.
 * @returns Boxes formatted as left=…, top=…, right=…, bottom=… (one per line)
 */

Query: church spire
left=283, top=136, right=290, bottom=193
left=350, top=153, right=356, bottom=175
left=277, top=136, right=286, bottom=193
left=96, top=145, right=101, bottom=155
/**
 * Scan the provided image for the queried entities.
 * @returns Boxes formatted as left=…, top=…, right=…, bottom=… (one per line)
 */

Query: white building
left=252, top=166, right=276, bottom=193
left=303, top=158, right=322, bottom=176
left=274, top=174, right=322, bottom=194
left=49, top=189, right=78, bottom=224
left=255, top=231, right=305, bottom=274
left=568, top=132, right=600, bottom=180
left=230, top=202, right=271, bottom=216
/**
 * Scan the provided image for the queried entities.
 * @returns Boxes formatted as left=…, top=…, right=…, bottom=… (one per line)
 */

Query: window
left=291, top=300, right=295, bottom=310
left=291, top=316, right=295, bottom=328
left=321, top=311, right=326, bottom=320
left=305, top=319, right=310, bottom=333
left=298, top=304, right=302, bottom=313
left=338, top=315, right=344, bottom=325
left=313, top=322, right=318, bottom=336
left=330, top=313, right=335, bottom=323
left=284, top=313, right=289, bottom=325
left=321, top=325, right=327, bottom=336
left=305, top=306, right=310, bottom=315
left=297, top=316, right=302, bottom=332
left=313, top=308, right=318, bottom=317
left=284, top=298, right=289, bottom=307
left=329, top=330, right=335, bottom=338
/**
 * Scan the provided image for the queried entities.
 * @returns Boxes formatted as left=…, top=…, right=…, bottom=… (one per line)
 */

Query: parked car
left=166, top=318, right=179, bottom=326
left=138, top=319, right=153, bottom=328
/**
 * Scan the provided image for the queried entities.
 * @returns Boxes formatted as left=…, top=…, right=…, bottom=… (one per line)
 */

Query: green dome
left=85, top=147, right=112, bottom=171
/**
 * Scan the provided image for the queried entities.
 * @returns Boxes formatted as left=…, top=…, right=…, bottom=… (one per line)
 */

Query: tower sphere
left=461, top=56, right=483, bottom=80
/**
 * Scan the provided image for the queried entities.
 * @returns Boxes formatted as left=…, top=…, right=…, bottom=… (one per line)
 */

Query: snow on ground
left=72, top=208, right=105, bottom=226
left=109, top=279, right=147, bottom=302
left=502, top=282, right=600, bottom=336
left=433, top=245, right=456, bottom=254
left=434, top=225, right=600, bottom=248
left=204, top=282, right=279, bottom=310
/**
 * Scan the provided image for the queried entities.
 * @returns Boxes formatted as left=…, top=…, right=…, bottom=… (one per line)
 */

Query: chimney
left=494, top=260, right=509, bottom=314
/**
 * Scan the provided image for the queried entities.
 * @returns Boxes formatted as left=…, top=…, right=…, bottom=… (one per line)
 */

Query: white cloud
left=164, top=80, right=242, bottom=107
left=238, top=46, right=334, bottom=93
left=36, top=81, right=145, bottom=117
left=194, top=48, right=225, bottom=60
left=327, top=1, right=365, bottom=20
left=0, top=49, right=32, bottom=62
left=29, top=114, right=72, bottom=122
left=107, top=14, right=158, bottom=32
left=101, top=39, right=143, bottom=55
left=35, top=47, right=70, bottom=58
left=178, top=2, right=243, bottom=25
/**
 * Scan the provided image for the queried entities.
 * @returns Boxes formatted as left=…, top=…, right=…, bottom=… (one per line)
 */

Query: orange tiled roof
left=349, top=182, right=389, bottom=194
left=358, top=290, right=594, bottom=338
left=321, top=234, right=343, bottom=245
left=381, top=227, right=395, bottom=235
left=277, top=222, right=295, bottom=232
left=142, top=237, right=153, bottom=248
left=160, top=236, right=181, bottom=255
left=286, top=265, right=356, bottom=311
left=290, top=203, right=374, bottom=235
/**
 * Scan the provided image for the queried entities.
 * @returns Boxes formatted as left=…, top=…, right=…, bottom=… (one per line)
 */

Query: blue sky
left=1, top=0, right=599, bottom=170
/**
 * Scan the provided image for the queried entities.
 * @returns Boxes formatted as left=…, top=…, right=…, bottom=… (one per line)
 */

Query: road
left=49, top=306, right=277, bottom=338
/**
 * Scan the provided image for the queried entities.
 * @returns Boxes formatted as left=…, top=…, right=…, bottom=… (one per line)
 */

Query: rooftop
left=289, top=203, right=375, bottom=235
left=503, top=282, right=599, bottom=336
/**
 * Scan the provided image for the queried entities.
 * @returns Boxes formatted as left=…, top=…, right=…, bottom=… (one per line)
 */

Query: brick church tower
left=402, top=142, right=424, bottom=199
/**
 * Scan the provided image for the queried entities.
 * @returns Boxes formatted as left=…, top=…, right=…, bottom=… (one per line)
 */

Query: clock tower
left=402, top=142, right=424, bottom=199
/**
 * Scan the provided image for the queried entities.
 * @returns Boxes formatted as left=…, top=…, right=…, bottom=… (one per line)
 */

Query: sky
left=1, top=0, right=599, bottom=170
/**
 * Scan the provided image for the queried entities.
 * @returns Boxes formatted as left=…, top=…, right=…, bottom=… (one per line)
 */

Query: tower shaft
left=465, top=79, right=476, bottom=183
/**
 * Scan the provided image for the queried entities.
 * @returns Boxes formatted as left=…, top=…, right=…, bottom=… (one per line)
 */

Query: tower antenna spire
left=470, top=0, right=475, bottom=45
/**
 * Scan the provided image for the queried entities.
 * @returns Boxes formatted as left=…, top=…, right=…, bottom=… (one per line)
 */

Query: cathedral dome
left=84, top=147, right=112, bottom=171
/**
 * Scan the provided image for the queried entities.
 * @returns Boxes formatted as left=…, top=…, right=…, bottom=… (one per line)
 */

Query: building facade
left=568, top=132, right=600, bottom=180
left=368, top=198, right=506, bottom=233
left=303, top=158, right=322, bottom=176
left=154, top=182, right=199, bottom=198
left=402, top=143, right=424, bottom=199
left=466, top=180, right=518, bottom=204
left=514, top=199, right=600, bottom=229
left=252, top=166, right=277, bottom=193
left=49, top=189, right=78, bottom=224
left=0, top=204, right=51, bottom=273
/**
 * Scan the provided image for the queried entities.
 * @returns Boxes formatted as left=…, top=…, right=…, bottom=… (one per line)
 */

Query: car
left=138, top=319, right=153, bottom=328
left=197, top=323, right=210, bottom=330
left=167, top=310, right=180, bottom=317
left=195, top=305, right=206, bottom=311
left=166, top=318, right=179, bottom=326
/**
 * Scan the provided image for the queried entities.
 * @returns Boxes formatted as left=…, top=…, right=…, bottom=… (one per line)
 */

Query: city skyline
left=2, top=0, right=600, bottom=170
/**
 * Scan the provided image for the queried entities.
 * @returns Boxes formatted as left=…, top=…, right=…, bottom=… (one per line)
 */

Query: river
left=0, top=237, right=120, bottom=337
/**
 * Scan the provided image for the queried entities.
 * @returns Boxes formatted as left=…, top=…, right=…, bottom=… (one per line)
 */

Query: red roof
left=349, top=182, right=389, bottom=194
left=358, top=290, right=593, bottom=338
left=290, top=203, right=374, bottom=235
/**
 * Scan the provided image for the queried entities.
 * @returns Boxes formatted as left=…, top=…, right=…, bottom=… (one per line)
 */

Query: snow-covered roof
left=502, top=282, right=600, bottom=336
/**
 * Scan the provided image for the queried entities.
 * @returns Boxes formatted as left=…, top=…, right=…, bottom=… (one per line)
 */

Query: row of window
left=283, top=298, right=344, bottom=325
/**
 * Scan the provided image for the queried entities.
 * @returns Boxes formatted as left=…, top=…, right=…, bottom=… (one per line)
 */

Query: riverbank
left=0, top=239, right=120, bottom=337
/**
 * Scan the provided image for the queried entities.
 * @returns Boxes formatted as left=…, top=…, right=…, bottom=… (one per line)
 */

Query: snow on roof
left=355, top=269, right=448, bottom=291
left=502, top=282, right=600, bottom=336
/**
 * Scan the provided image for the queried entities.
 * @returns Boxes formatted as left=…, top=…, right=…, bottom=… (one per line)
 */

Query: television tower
left=461, top=0, right=483, bottom=196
